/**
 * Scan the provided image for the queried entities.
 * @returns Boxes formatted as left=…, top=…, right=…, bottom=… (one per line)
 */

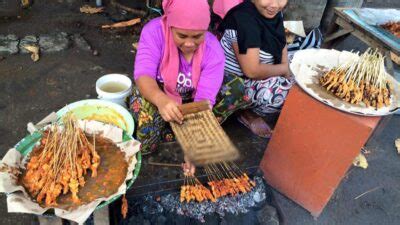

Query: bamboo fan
left=170, top=101, right=239, bottom=166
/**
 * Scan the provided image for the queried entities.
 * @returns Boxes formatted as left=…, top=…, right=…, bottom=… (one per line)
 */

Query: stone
left=153, top=215, right=167, bottom=225
left=19, top=35, right=38, bottom=54
left=0, top=0, right=20, bottom=17
left=0, top=34, right=19, bottom=55
left=90, top=65, right=104, bottom=71
left=253, top=191, right=265, bottom=203
left=39, top=32, right=70, bottom=53
left=256, top=205, right=280, bottom=225
left=72, top=34, right=92, bottom=52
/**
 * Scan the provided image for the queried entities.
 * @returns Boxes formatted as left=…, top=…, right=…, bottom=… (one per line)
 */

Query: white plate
left=57, top=99, right=135, bottom=135
left=290, top=48, right=400, bottom=116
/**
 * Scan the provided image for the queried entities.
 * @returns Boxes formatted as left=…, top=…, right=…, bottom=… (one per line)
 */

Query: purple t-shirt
left=176, top=54, right=195, bottom=101
left=154, top=52, right=194, bottom=101
left=134, top=17, right=225, bottom=105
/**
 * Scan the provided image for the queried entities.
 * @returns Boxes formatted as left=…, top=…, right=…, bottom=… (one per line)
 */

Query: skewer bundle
left=179, top=162, right=255, bottom=203
left=319, top=48, right=393, bottom=109
left=381, top=21, right=400, bottom=38
left=180, top=175, right=215, bottom=203
left=21, top=113, right=101, bottom=207
left=205, top=162, right=255, bottom=199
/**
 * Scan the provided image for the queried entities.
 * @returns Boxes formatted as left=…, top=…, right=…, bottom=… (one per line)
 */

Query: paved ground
left=0, top=1, right=400, bottom=225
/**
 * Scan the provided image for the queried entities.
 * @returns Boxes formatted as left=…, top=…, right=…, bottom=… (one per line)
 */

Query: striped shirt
left=220, top=29, right=275, bottom=77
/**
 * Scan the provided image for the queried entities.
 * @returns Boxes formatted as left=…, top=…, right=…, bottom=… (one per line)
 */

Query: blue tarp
left=343, top=9, right=400, bottom=54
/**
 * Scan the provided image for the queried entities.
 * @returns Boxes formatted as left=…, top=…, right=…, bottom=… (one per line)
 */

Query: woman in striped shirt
left=213, top=0, right=292, bottom=137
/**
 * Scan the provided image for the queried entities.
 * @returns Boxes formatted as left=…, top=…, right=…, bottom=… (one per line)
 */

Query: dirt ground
left=0, top=0, right=399, bottom=225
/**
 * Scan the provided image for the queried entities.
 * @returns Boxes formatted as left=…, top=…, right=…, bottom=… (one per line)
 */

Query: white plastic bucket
left=96, top=74, right=132, bottom=108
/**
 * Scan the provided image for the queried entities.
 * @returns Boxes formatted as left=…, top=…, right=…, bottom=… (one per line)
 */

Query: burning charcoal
left=215, top=201, right=227, bottom=216
left=141, top=195, right=163, bottom=217
left=176, top=207, right=184, bottom=215
left=156, top=176, right=268, bottom=222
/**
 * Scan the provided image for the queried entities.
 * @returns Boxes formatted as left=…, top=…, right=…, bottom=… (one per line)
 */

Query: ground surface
left=1, top=1, right=400, bottom=225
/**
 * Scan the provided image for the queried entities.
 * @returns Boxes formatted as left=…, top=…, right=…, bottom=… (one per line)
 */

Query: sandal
left=237, top=115, right=273, bottom=138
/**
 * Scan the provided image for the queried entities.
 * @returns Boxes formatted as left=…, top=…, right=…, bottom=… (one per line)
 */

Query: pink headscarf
left=213, top=0, right=243, bottom=19
left=160, top=0, right=210, bottom=104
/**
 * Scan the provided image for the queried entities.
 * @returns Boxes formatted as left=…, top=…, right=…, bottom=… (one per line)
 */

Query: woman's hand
left=182, top=156, right=196, bottom=176
left=155, top=95, right=184, bottom=124
left=136, top=76, right=183, bottom=124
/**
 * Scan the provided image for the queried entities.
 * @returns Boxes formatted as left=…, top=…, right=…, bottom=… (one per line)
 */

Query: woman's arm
left=280, top=45, right=290, bottom=77
left=136, top=76, right=183, bottom=124
left=281, top=45, right=288, bottom=63
left=134, top=19, right=183, bottom=124
left=233, top=43, right=289, bottom=80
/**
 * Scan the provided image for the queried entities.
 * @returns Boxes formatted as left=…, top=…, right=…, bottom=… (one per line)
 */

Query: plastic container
left=96, top=74, right=132, bottom=108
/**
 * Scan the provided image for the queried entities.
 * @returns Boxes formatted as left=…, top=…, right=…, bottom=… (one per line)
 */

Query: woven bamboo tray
left=170, top=101, right=239, bottom=166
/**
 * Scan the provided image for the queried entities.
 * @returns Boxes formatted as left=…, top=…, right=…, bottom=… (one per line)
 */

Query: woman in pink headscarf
left=213, top=0, right=243, bottom=19
left=129, top=0, right=225, bottom=174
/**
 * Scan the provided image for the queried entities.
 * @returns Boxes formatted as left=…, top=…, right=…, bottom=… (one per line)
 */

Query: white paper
left=0, top=149, right=24, bottom=193
left=284, top=21, right=306, bottom=37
